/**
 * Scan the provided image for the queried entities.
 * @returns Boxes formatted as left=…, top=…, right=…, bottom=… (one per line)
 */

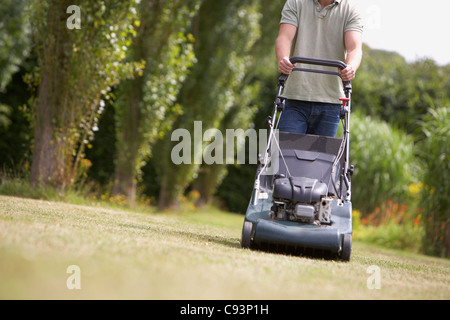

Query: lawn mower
left=241, top=56, right=354, bottom=261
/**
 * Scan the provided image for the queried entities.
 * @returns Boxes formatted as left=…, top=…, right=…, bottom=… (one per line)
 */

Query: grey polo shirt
left=280, top=0, right=363, bottom=104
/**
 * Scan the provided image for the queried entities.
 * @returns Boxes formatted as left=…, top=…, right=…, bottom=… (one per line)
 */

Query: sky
left=354, top=0, right=450, bottom=66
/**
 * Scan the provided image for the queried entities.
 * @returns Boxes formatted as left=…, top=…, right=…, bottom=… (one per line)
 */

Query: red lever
left=339, top=97, right=350, bottom=107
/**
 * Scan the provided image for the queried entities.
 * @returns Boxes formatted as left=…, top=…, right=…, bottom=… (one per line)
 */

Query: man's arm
left=275, top=23, right=298, bottom=74
left=340, top=30, right=363, bottom=81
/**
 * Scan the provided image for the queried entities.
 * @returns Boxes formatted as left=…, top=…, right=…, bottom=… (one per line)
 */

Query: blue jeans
left=278, top=100, right=341, bottom=137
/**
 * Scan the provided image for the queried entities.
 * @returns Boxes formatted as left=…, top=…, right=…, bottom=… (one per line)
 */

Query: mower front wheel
left=241, top=221, right=253, bottom=249
left=339, top=234, right=352, bottom=262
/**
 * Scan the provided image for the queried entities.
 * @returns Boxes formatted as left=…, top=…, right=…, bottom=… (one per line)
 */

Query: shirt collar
left=315, top=0, right=342, bottom=5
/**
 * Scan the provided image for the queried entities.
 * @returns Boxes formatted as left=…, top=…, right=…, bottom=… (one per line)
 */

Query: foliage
left=417, top=107, right=450, bottom=257
left=353, top=199, right=424, bottom=253
left=215, top=164, right=256, bottom=213
left=27, top=0, right=144, bottom=187
left=0, top=60, right=34, bottom=171
left=0, top=104, right=11, bottom=128
left=213, top=0, right=283, bottom=213
left=154, top=0, right=262, bottom=209
left=0, top=0, right=31, bottom=129
left=353, top=45, right=450, bottom=134
left=84, top=95, right=116, bottom=186
left=0, top=0, right=31, bottom=92
left=0, top=174, right=88, bottom=204
left=192, top=84, right=259, bottom=207
left=349, top=111, right=418, bottom=214
left=113, top=0, right=201, bottom=203
left=357, top=222, right=424, bottom=253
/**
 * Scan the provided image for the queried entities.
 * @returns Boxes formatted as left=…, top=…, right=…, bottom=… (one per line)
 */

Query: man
left=276, top=0, right=363, bottom=137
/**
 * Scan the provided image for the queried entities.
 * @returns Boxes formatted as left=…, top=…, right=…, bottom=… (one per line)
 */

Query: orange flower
left=393, top=203, right=399, bottom=212
left=414, top=217, right=421, bottom=226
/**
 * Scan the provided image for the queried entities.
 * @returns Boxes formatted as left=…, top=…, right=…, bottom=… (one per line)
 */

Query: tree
left=191, top=0, right=290, bottom=208
left=0, top=0, right=31, bottom=128
left=0, top=0, right=31, bottom=92
left=112, top=0, right=201, bottom=205
left=27, top=0, right=143, bottom=188
left=214, top=0, right=285, bottom=212
left=154, top=0, right=261, bottom=209
left=191, top=87, right=258, bottom=207
left=352, top=46, right=450, bottom=134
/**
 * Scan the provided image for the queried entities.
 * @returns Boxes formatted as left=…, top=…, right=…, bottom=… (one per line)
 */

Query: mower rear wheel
left=241, top=221, right=253, bottom=249
left=340, top=234, right=352, bottom=262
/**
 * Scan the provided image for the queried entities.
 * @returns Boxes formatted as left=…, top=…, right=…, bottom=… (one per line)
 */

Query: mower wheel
left=241, top=221, right=253, bottom=249
left=340, top=234, right=352, bottom=262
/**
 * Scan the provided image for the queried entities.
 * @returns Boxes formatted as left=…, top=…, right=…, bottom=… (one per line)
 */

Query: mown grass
left=0, top=195, right=449, bottom=300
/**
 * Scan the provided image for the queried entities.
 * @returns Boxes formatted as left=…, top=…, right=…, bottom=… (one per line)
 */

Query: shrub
left=354, top=200, right=424, bottom=253
left=349, top=111, right=418, bottom=214
left=417, top=107, right=450, bottom=257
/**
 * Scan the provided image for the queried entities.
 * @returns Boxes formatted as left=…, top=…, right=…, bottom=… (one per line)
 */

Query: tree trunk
left=112, top=164, right=137, bottom=205
left=446, top=218, right=450, bottom=258
left=158, top=176, right=182, bottom=210
left=29, top=2, right=74, bottom=188
left=192, top=164, right=227, bottom=207
left=112, top=79, right=143, bottom=205
left=30, top=74, right=69, bottom=187
left=157, top=184, right=173, bottom=210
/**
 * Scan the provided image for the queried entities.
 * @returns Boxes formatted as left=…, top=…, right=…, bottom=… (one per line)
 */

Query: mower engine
left=270, top=176, right=334, bottom=225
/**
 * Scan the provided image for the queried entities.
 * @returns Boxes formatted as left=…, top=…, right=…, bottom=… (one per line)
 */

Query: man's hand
left=279, top=57, right=297, bottom=75
left=339, top=64, right=356, bottom=81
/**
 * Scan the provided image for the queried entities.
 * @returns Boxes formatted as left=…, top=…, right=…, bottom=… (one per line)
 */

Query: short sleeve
left=345, top=3, right=364, bottom=33
left=280, top=0, right=299, bottom=27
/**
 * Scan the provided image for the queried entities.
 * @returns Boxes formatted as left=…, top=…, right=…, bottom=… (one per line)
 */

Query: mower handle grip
left=287, top=56, right=352, bottom=95
left=289, top=56, right=347, bottom=70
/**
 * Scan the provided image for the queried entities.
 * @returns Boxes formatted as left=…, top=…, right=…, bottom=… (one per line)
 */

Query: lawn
left=0, top=195, right=448, bottom=300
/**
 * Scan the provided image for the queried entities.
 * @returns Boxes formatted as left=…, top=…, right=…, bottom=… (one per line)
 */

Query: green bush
left=356, top=222, right=424, bottom=253
left=349, top=111, right=417, bottom=214
left=418, top=107, right=450, bottom=257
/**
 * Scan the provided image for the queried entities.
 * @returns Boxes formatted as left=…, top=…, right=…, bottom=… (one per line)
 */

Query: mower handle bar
left=285, top=56, right=352, bottom=94
left=289, top=56, right=347, bottom=70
